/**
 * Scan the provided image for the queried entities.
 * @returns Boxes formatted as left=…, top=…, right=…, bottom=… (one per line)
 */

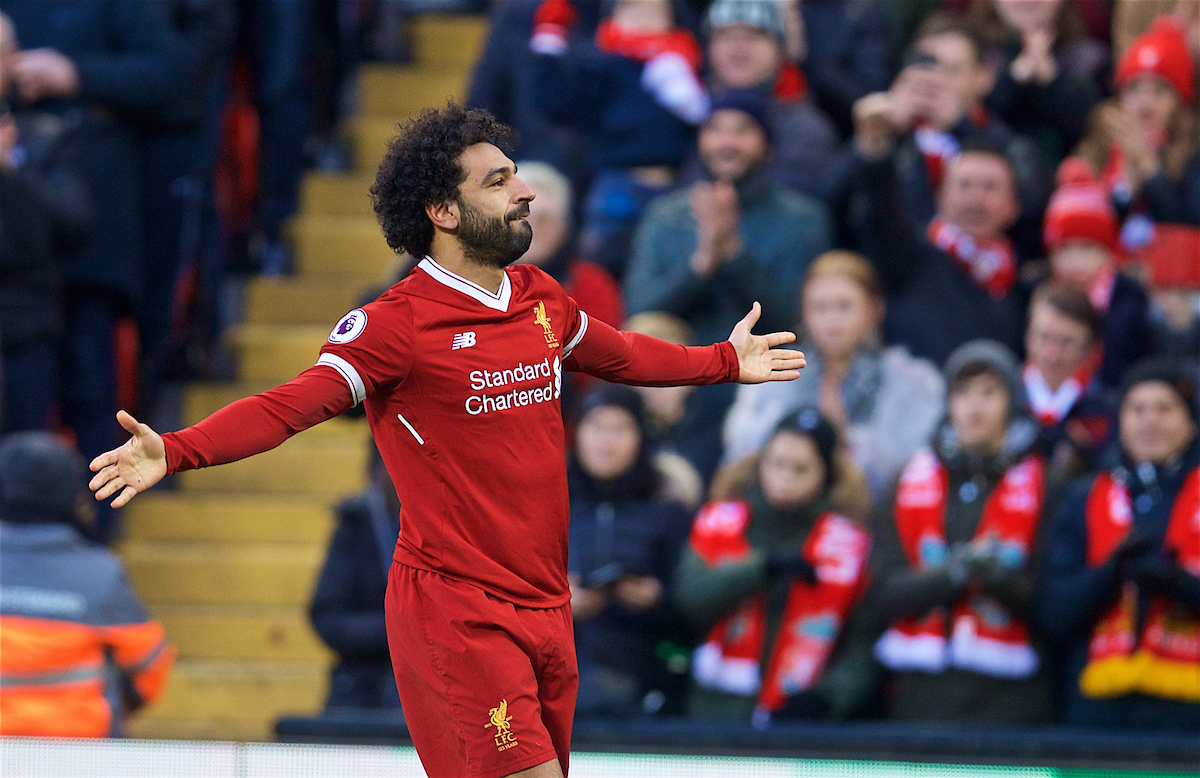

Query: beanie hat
left=770, top=406, right=838, bottom=487
left=1043, top=159, right=1121, bottom=254
left=1116, top=16, right=1196, bottom=104
left=0, top=432, right=86, bottom=524
left=707, top=88, right=774, bottom=145
left=706, top=0, right=786, bottom=48
left=1120, top=356, right=1199, bottom=423
left=578, top=383, right=648, bottom=433
left=944, top=339, right=1027, bottom=413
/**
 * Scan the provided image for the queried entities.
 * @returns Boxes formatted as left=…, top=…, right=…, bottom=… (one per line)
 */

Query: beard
left=456, top=198, right=533, bottom=269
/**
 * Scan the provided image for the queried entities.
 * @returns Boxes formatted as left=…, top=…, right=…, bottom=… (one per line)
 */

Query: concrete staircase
left=121, top=15, right=489, bottom=741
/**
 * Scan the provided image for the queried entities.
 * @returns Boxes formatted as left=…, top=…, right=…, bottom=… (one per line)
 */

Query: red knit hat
left=1116, top=17, right=1196, bottom=104
left=1043, top=158, right=1120, bottom=254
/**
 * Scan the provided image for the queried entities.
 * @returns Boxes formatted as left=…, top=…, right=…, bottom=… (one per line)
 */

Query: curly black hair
left=370, top=102, right=511, bottom=260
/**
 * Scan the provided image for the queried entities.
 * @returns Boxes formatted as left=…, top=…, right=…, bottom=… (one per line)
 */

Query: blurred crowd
left=1, top=0, right=1199, bottom=740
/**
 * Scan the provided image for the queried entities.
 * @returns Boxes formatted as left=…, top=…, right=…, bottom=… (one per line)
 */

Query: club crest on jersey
left=328, top=309, right=367, bottom=344
left=533, top=301, right=558, bottom=348
left=484, top=698, right=518, bottom=751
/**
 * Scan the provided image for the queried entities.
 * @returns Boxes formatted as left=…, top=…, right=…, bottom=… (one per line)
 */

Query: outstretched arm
left=565, top=303, right=804, bottom=386
left=90, top=367, right=353, bottom=507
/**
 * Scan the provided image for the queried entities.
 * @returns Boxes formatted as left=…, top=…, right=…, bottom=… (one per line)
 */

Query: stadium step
left=409, top=14, right=488, bottom=71
left=358, top=65, right=470, bottom=121
left=226, top=323, right=331, bottom=383
left=244, top=276, right=370, bottom=326
left=151, top=605, right=333, bottom=663
left=290, top=215, right=397, bottom=280
left=300, top=172, right=376, bottom=219
left=134, top=659, right=326, bottom=724
left=173, top=432, right=369, bottom=496
left=123, top=493, right=337, bottom=544
left=121, top=541, right=325, bottom=607
left=126, top=716, right=275, bottom=743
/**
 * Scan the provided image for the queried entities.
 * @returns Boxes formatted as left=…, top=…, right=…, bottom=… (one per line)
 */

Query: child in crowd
left=1042, top=160, right=1155, bottom=388
left=872, top=341, right=1054, bottom=725
left=675, top=409, right=876, bottom=725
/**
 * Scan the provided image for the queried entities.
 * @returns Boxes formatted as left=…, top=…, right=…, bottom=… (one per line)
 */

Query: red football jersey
left=320, top=259, right=602, bottom=606
left=162, top=257, right=738, bottom=608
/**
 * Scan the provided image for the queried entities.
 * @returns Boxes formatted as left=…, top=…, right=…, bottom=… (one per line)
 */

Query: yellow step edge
left=122, top=492, right=340, bottom=544
left=154, top=606, right=333, bottom=663
left=142, top=659, right=327, bottom=722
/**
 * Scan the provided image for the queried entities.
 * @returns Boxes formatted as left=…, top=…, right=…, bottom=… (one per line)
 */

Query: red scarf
left=928, top=217, right=1017, bottom=298
left=773, top=62, right=808, bottom=103
left=1023, top=361, right=1097, bottom=427
left=874, top=449, right=1045, bottom=679
left=913, top=106, right=990, bottom=191
left=1079, top=467, right=1200, bottom=702
left=594, top=20, right=703, bottom=72
left=688, top=501, right=870, bottom=712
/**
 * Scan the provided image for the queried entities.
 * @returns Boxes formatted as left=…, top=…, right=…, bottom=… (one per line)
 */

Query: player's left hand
left=729, top=302, right=805, bottom=384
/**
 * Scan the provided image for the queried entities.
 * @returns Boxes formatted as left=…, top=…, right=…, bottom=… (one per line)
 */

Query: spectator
left=675, top=408, right=876, bottom=724
left=872, top=341, right=1055, bottom=725
left=829, top=12, right=1049, bottom=258
left=723, top=250, right=945, bottom=504
left=970, top=0, right=1108, bottom=163
left=625, top=90, right=832, bottom=347
left=1022, top=283, right=1116, bottom=498
left=6, top=0, right=187, bottom=541
left=0, top=13, right=91, bottom=433
left=1041, top=358, right=1200, bottom=731
left=799, top=0, right=896, bottom=139
left=515, top=160, right=625, bottom=328
left=135, top=0, right=235, bottom=400
left=466, top=0, right=594, bottom=192
left=701, top=0, right=839, bottom=199
left=624, top=312, right=722, bottom=495
left=1041, top=162, right=1156, bottom=388
left=1072, top=16, right=1199, bottom=238
left=309, top=442, right=402, bottom=710
left=0, top=432, right=175, bottom=737
left=236, top=0, right=318, bottom=274
left=529, top=0, right=709, bottom=276
left=848, top=92, right=1026, bottom=364
left=567, top=386, right=694, bottom=717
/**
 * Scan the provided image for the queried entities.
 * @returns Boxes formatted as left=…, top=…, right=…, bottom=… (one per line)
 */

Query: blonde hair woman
left=722, top=251, right=944, bottom=503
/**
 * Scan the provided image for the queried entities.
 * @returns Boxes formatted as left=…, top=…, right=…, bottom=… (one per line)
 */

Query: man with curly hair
left=87, top=102, right=805, bottom=778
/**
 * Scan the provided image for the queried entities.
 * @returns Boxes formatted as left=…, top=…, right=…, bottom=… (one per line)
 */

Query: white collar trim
left=418, top=256, right=512, bottom=312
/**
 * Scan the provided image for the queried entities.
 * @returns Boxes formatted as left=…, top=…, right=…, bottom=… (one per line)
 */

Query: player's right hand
left=89, top=410, right=167, bottom=508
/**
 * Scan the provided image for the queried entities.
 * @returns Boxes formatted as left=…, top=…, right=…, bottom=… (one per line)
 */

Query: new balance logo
left=452, top=331, right=477, bottom=350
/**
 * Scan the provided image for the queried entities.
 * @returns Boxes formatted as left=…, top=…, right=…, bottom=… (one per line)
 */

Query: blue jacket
left=1040, top=440, right=1200, bottom=731
left=528, top=43, right=697, bottom=171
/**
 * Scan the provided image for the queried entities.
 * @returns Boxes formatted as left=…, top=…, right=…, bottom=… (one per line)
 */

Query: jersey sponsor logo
left=484, top=698, right=518, bottom=752
left=466, top=356, right=561, bottom=416
left=328, top=309, right=367, bottom=344
left=533, top=301, right=559, bottom=348
left=451, top=331, right=477, bottom=350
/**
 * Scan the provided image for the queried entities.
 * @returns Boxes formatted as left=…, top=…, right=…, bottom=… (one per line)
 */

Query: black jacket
left=309, top=487, right=400, bottom=709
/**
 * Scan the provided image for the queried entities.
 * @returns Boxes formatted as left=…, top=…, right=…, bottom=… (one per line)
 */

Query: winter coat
left=625, top=168, right=832, bottom=346
left=0, top=110, right=91, bottom=351
left=848, top=155, right=1025, bottom=366
left=567, top=458, right=693, bottom=717
left=723, top=343, right=945, bottom=502
left=309, top=486, right=401, bottom=710
left=1040, top=440, right=1200, bottom=731
left=870, top=418, right=1056, bottom=725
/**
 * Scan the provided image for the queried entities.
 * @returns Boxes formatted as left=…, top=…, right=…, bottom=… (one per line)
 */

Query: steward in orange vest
left=674, top=408, right=875, bottom=726
left=0, top=433, right=175, bottom=737
left=872, top=341, right=1055, bottom=724
left=1041, top=358, right=1200, bottom=731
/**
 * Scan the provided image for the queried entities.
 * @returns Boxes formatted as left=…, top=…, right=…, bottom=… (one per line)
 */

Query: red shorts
left=385, top=563, right=578, bottom=778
